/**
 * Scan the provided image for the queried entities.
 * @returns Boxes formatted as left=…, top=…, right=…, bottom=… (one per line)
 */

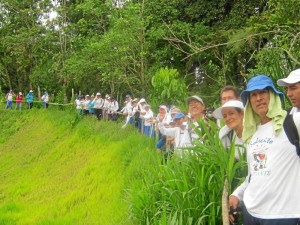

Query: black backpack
left=283, top=108, right=300, bottom=157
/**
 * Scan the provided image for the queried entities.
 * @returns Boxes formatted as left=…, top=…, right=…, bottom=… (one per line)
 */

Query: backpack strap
left=283, top=108, right=300, bottom=157
left=227, top=129, right=234, bottom=143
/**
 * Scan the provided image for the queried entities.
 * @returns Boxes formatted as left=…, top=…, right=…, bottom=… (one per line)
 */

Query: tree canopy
left=1, top=0, right=300, bottom=106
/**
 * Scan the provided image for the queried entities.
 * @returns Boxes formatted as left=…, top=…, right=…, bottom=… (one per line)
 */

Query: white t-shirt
left=7, top=93, right=13, bottom=101
left=93, top=98, right=104, bottom=109
left=290, top=107, right=300, bottom=135
left=232, top=121, right=300, bottom=219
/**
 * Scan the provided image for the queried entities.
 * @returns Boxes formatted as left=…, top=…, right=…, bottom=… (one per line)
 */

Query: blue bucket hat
left=240, top=75, right=283, bottom=105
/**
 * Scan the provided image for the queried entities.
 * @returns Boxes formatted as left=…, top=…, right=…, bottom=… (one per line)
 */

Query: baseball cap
left=277, top=69, right=300, bottom=86
left=29, top=90, right=33, bottom=93
left=186, top=95, right=204, bottom=105
left=173, top=112, right=185, bottom=120
left=139, top=98, right=146, bottom=103
left=125, top=94, right=131, bottom=98
left=159, top=105, right=167, bottom=111
left=240, top=75, right=283, bottom=105
left=96, top=92, right=101, bottom=96
left=213, top=100, right=244, bottom=119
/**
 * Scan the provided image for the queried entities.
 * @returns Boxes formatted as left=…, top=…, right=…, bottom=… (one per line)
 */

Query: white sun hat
left=213, top=100, right=244, bottom=119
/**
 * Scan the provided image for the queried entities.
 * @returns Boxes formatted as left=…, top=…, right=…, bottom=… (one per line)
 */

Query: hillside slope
left=0, top=109, right=156, bottom=225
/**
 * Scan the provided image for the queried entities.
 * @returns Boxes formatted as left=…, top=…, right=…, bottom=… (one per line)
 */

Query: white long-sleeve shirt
left=159, top=126, right=193, bottom=148
left=108, top=101, right=119, bottom=113
left=142, top=110, right=153, bottom=126
left=93, top=98, right=104, bottom=109
left=41, top=94, right=49, bottom=103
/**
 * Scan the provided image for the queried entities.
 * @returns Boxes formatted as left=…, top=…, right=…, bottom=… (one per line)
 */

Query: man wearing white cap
left=277, top=68, right=300, bottom=113
left=277, top=69, right=300, bottom=159
left=186, top=95, right=206, bottom=122
left=185, top=95, right=207, bottom=143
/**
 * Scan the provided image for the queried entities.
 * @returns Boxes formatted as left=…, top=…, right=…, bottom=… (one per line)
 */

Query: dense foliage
left=1, top=0, right=300, bottom=106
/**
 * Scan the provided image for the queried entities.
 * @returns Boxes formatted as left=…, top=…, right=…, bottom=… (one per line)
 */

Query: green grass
left=0, top=108, right=247, bottom=225
left=0, top=108, right=157, bottom=225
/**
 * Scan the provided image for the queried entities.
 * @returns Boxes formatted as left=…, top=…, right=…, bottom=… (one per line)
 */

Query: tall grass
left=0, top=108, right=157, bottom=225
left=129, top=120, right=247, bottom=225
left=0, top=108, right=247, bottom=224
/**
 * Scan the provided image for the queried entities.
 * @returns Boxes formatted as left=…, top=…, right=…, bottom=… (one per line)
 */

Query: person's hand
left=228, top=195, right=240, bottom=224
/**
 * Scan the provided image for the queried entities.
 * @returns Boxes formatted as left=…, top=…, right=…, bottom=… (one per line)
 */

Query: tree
left=150, top=67, right=187, bottom=106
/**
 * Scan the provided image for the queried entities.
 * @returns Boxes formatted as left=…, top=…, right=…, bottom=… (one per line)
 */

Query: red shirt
left=16, top=95, right=23, bottom=103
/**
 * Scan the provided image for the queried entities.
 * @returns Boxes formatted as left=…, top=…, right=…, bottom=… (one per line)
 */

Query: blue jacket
left=26, top=93, right=34, bottom=103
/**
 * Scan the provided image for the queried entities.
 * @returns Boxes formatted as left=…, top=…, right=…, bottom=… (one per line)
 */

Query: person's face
left=159, top=107, right=166, bottom=114
left=221, top=90, right=238, bottom=105
left=175, top=117, right=185, bottom=126
left=222, top=107, right=244, bottom=130
left=188, top=99, right=205, bottom=118
left=286, top=82, right=300, bottom=109
left=249, top=89, right=270, bottom=118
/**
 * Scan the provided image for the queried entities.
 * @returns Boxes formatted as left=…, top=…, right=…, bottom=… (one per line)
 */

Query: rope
left=1, top=100, right=74, bottom=106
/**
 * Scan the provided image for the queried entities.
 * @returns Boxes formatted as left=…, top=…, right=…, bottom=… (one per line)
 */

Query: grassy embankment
left=0, top=108, right=157, bottom=225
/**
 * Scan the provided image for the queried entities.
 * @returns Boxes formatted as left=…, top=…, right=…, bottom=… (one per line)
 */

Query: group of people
left=3, top=69, right=300, bottom=224
left=4, top=90, right=49, bottom=110
left=111, top=69, right=299, bottom=225
left=75, top=93, right=120, bottom=120
left=118, top=68, right=300, bottom=224
left=214, top=71, right=300, bottom=224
